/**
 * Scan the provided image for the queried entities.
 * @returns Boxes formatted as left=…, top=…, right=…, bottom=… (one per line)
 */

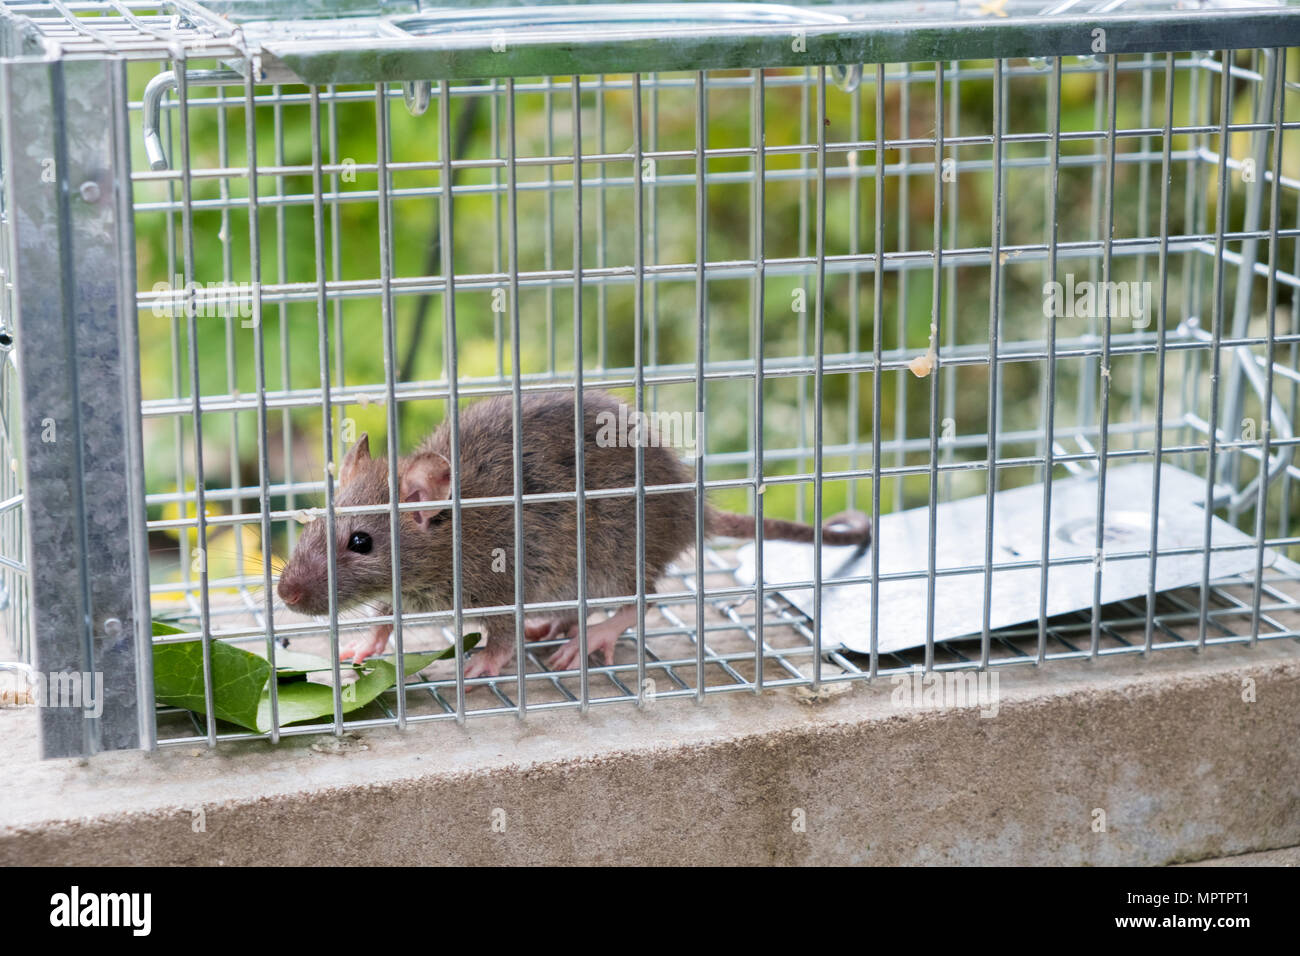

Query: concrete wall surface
left=1, top=640, right=1297, bottom=865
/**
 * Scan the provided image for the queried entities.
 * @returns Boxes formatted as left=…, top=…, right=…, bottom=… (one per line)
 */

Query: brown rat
left=276, top=389, right=870, bottom=678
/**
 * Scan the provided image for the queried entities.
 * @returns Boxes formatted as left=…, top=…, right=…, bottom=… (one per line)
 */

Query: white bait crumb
left=909, top=322, right=940, bottom=378
left=909, top=352, right=936, bottom=377
left=294, top=508, right=319, bottom=525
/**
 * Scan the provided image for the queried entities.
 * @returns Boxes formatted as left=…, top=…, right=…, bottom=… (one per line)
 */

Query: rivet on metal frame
left=403, top=80, right=431, bottom=116
left=0, top=326, right=13, bottom=352
left=832, top=63, right=862, bottom=93
left=78, top=181, right=101, bottom=203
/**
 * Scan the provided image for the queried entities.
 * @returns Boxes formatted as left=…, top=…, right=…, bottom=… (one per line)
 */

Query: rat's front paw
left=339, top=624, right=392, bottom=664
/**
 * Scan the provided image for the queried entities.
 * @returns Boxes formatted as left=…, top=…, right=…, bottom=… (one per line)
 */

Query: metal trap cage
left=0, top=1, right=1298, bottom=757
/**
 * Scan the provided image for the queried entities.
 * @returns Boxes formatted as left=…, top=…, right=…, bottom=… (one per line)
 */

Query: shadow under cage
left=0, top=1, right=1297, bottom=757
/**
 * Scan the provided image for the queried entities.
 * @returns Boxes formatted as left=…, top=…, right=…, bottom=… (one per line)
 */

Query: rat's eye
left=346, top=531, right=373, bottom=554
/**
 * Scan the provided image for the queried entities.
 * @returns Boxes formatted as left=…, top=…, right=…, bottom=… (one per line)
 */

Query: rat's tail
left=707, top=507, right=871, bottom=553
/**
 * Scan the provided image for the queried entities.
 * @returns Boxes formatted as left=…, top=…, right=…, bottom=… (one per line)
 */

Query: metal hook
left=142, top=68, right=248, bottom=171
left=403, top=80, right=431, bottom=116
left=831, top=63, right=862, bottom=94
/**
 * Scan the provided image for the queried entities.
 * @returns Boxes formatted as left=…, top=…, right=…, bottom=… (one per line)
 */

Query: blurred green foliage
left=129, top=53, right=1300, bottom=573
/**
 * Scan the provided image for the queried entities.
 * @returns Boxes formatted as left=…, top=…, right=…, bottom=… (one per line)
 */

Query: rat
left=276, top=389, right=871, bottom=679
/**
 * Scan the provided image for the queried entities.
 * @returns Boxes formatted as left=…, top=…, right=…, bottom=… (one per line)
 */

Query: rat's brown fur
left=277, top=389, right=870, bottom=675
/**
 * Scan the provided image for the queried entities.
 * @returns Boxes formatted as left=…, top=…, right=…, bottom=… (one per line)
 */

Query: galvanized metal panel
left=1, top=56, right=151, bottom=757
left=259, top=10, right=1300, bottom=84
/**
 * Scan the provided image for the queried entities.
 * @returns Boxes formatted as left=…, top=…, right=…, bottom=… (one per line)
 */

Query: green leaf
left=266, top=647, right=443, bottom=679
left=152, top=638, right=271, bottom=732
left=152, top=620, right=190, bottom=636
left=269, top=648, right=336, bottom=679
left=398, top=652, right=438, bottom=676
left=258, top=657, right=401, bottom=729
left=430, top=632, right=481, bottom=661
left=153, top=622, right=472, bottom=733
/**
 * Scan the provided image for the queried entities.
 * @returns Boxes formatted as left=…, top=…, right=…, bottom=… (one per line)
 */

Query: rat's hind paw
left=546, top=606, right=637, bottom=672
left=463, top=647, right=513, bottom=681
left=523, top=617, right=579, bottom=643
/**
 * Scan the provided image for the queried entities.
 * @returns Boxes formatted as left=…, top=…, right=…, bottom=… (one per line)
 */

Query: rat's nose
left=278, top=578, right=303, bottom=607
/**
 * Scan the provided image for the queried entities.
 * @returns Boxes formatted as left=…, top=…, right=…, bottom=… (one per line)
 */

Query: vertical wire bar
left=870, top=62, right=885, bottom=680
left=632, top=72, right=648, bottom=704
left=491, top=80, right=503, bottom=377
left=328, top=84, right=345, bottom=440
left=544, top=77, right=556, bottom=373
left=649, top=74, right=661, bottom=394
left=993, top=68, right=1009, bottom=502
left=942, top=60, right=961, bottom=501
left=923, top=61, right=945, bottom=674
left=896, top=63, right=911, bottom=514
left=1251, top=47, right=1285, bottom=646
left=505, top=79, right=526, bottom=715
left=694, top=70, right=707, bottom=700
left=751, top=68, right=766, bottom=690
left=1079, top=67, right=1104, bottom=442
left=596, top=75, right=608, bottom=370
left=1144, top=53, right=1176, bottom=655
left=1037, top=56, right=1062, bottom=664
left=812, top=66, right=827, bottom=686
left=274, top=84, right=295, bottom=552
left=1200, top=50, right=1234, bottom=651
left=981, top=58, right=1004, bottom=670
left=847, top=75, right=861, bottom=511
left=1090, top=54, right=1119, bottom=660
left=1182, top=55, right=1204, bottom=334
left=376, top=83, right=405, bottom=727
left=571, top=74, right=589, bottom=711
left=796, top=68, right=809, bottom=523
left=1183, top=56, right=1212, bottom=450
left=175, top=62, right=215, bottom=745
left=438, top=81, right=467, bottom=720
left=308, top=87, right=344, bottom=731
left=162, top=69, right=188, bottom=603
left=216, top=87, right=243, bottom=586
left=245, top=70, right=279, bottom=740
left=1283, top=125, right=1300, bottom=533
left=1133, top=55, right=1154, bottom=455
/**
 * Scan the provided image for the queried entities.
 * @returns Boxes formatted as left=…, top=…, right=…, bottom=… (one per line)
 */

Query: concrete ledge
left=1178, top=845, right=1300, bottom=866
left=1, top=641, right=1298, bottom=865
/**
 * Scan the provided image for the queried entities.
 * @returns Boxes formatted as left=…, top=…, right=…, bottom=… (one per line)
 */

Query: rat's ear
left=400, top=453, right=452, bottom=528
left=338, top=433, right=371, bottom=486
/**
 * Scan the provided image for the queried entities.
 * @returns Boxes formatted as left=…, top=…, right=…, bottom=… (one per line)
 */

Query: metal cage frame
left=0, top=1, right=1298, bottom=757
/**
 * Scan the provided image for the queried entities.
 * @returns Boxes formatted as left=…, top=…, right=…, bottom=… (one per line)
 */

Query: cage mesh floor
left=149, top=547, right=1300, bottom=744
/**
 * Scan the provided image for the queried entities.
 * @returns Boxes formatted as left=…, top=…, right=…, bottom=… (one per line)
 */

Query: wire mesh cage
left=0, top=1, right=1298, bottom=757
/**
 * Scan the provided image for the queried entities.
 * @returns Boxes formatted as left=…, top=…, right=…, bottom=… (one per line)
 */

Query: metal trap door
left=734, top=464, right=1275, bottom=656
